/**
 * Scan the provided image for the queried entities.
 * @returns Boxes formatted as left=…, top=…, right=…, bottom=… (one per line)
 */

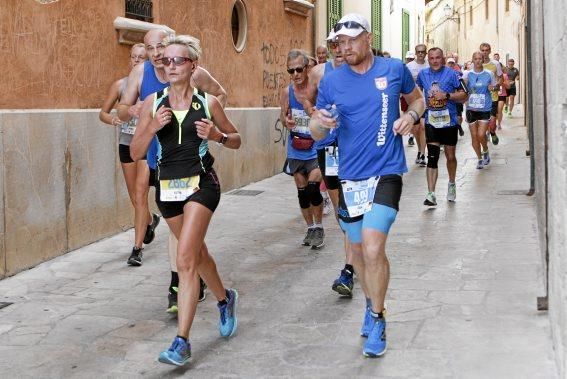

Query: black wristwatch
left=445, top=92, right=451, bottom=100
left=217, top=133, right=228, bottom=146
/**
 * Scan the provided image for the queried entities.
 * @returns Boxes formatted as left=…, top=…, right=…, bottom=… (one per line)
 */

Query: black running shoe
left=143, top=213, right=160, bottom=244
left=199, top=278, right=207, bottom=302
left=167, top=287, right=178, bottom=314
left=127, top=247, right=143, bottom=266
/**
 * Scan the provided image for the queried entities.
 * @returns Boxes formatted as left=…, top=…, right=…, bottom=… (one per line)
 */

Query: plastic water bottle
left=325, top=104, right=340, bottom=128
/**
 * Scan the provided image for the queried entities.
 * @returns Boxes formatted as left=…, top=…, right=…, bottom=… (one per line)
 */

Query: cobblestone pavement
left=0, top=115, right=558, bottom=378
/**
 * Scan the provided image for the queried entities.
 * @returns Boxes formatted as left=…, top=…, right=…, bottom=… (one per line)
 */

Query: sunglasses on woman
left=160, top=57, right=193, bottom=66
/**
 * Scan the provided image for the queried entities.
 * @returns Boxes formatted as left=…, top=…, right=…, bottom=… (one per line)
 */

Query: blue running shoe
left=332, top=269, right=354, bottom=297
left=218, top=288, right=238, bottom=337
left=363, top=316, right=387, bottom=357
left=158, top=336, right=191, bottom=366
left=360, top=306, right=374, bottom=337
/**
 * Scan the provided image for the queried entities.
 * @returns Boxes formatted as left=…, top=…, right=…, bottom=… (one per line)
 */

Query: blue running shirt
left=463, top=69, right=496, bottom=112
left=314, top=61, right=338, bottom=150
left=416, top=66, right=461, bottom=127
left=316, top=57, right=415, bottom=180
left=287, top=85, right=317, bottom=160
left=140, top=61, right=169, bottom=169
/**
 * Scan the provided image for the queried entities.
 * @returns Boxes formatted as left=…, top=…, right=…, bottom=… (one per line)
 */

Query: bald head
left=144, top=29, right=171, bottom=67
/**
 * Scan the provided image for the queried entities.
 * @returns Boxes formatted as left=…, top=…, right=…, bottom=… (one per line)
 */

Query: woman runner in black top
left=130, top=35, right=241, bottom=366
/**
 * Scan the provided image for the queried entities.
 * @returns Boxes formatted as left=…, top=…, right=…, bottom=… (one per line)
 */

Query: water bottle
left=325, top=104, right=340, bottom=128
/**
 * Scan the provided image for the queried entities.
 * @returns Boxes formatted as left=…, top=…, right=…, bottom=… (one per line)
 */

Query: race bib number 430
left=159, top=176, right=200, bottom=202
left=341, top=177, right=378, bottom=218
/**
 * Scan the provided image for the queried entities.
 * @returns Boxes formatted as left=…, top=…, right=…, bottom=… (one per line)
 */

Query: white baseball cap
left=447, top=57, right=456, bottom=63
left=326, top=30, right=336, bottom=41
left=332, top=13, right=370, bottom=38
left=405, top=51, right=415, bottom=59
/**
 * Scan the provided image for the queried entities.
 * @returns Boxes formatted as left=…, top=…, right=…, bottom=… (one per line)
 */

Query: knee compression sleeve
left=298, top=187, right=310, bottom=209
left=307, top=182, right=323, bottom=206
left=427, top=144, right=441, bottom=169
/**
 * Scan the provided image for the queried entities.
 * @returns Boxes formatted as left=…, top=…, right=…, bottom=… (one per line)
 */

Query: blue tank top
left=287, top=85, right=316, bottom=160
left=140, top=61, right=169, bottom=169
left=314, top=61, right=338, bottom=150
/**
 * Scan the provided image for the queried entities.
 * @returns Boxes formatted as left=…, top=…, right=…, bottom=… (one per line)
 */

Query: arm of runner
left=309, top=75, right=336, bottom=140
left=130, top=95, right=170, bottom=161
left=99, top=78, right=123, bottom=127
left=395, top=86, right=425, bottom=135
left=304, top=64, right=324, bottom=117
left=195, top=95, right=241, bottom=149
left=193, top=66, right=228, bottom=108
left=279, top=85, right=296, bottom=131
left=117, top=64, right=144, bottom=122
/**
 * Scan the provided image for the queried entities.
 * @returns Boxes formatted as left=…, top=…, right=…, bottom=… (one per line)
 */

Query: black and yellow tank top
left=152, top=87, right=214, bottom=180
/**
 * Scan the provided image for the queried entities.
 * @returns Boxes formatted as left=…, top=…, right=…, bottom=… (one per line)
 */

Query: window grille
left=125, top=0, right=153, bottom=23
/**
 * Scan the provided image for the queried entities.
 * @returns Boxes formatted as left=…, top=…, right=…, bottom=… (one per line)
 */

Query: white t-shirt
left=406, top=60, right=430, bottom=82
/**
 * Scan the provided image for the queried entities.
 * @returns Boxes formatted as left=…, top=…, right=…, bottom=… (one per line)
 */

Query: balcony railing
left=125, top=0, right=153, bottom=23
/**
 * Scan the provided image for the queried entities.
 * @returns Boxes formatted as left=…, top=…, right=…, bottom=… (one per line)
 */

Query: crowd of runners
left=100, top=13, right=519, bottom=366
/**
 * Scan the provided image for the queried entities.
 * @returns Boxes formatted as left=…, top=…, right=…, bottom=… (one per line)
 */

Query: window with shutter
left=371, top=0, right=382, bottom=51
left=327, top=0, right=343, bottom=33
left=402, top=9, right=410, bottom=58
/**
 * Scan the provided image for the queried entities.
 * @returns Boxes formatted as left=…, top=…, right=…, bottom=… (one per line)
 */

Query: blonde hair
left=163, top=35, right=202, bottom=61
left=131, top=43, right=145, bottom=51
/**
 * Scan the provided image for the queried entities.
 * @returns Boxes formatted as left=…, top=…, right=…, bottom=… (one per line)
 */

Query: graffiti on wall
left=260, top=39, right=304, bottom=107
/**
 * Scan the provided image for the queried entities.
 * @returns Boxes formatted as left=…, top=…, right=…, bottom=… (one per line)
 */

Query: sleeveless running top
left=287, top=85, right=316, bottom=160
left=152, top=87, right=214, bottom=180
left=140, top=61, right=169, bottom=169
left=118, top=77, right=137, bottom=146
left=314, top=61, right=338, bottom=150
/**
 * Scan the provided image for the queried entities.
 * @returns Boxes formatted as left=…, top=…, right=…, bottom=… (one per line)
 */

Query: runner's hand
left=195, top=118, right=216, bottom=140
left=393, top=114, right=414, bottom=136
left=153, top=105, right=172, bottom=131
left=128, top=101, right=144, bottom=119
left=314, top=108, right=337, bottom=129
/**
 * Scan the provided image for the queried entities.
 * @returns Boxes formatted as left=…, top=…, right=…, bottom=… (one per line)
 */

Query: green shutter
left=371, top=0, right=382, bottom=50
left=402, top=9, right=410, bottom=58
left=327, top=0, right=343, bottom=33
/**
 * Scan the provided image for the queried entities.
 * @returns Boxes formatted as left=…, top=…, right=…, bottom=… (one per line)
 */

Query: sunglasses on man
left=333, top=21, right=367, bottom=33
left=287, top=66, right=306, bottom=74
left=160, top=57, right=193, bottom=66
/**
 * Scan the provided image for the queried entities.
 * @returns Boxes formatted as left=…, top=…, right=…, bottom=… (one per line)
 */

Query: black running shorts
left=316, top=148, right=340, bottom=190
left=155, top=169, right=221, bottom=218
left=425, top=125, right=459, bottom=146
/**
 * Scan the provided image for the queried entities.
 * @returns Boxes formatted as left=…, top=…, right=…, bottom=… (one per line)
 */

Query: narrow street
left=0, top=115, right=558, bottom=378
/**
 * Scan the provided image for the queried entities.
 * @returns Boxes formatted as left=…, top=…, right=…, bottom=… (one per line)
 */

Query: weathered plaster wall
left=532, top=0, right=567, bottom=376
left=0, top=107, right=285, bottom=278
left=543, top=1, right=567, bottom=376
left=0, top=0, right=314, bottom=109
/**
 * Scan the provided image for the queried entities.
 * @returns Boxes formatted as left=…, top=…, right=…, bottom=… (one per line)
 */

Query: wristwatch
left=445, top=92, right=451, bottom=100
left=408, top=110, right=420, bottom=123
left=217, top=133, right=228, bottom=145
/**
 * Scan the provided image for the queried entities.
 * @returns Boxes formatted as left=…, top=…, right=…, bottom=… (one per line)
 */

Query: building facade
left=314, top=0, right=426, bottom=59
left=529, top=1, right=567, bottom=376
left=0, top=0, right=315, bottom=277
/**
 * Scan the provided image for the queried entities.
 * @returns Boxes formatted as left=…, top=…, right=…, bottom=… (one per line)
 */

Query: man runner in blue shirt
left=310, top=14, right=425, bottom=358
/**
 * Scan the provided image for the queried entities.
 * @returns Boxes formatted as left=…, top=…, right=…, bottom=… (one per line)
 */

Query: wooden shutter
left=371, top=0, right=382, bottom=51
left=327, top=0, right=343, bottom=33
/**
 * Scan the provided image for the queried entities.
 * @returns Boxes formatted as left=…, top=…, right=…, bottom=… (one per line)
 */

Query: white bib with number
left=468, top=94, right=486, bottom=110
left=291, top=109, right=311, bottom=135
left=427, top=109, right=451, bottom=128
left=341, top=177, right=379, bottom=218
left=121, top=119, right=137, bottom=135
left=324, top=146, right=339, bottom=176
left=159, top=176, right=200, bottom=202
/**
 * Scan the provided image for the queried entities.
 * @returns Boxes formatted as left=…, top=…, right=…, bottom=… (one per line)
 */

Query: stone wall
left=0, top=0, right=313, bottom=109
left=0, top=108, right=285, bottom=278
left=532, top=0, right=567, bottom=376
